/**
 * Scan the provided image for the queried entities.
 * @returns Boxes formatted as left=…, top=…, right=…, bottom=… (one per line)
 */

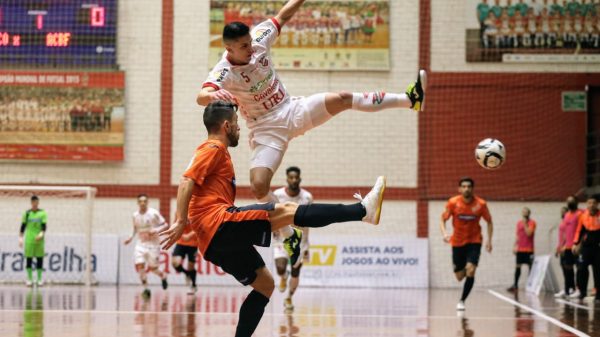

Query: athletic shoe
left=25, top=280, right=33, bottom=287
left=187, top=285, right=197, bottom=295
left=283, top=228, right=303, bottom=268
left=161, top=278, right=168, bottom=290
left=354, top=176, right=386, bottom=225
left=456, top=301, right=465, bottom=311
left=142, top=288, right=151, bottom=299
left=37, top=279, right=44, bottom=287
left=506, top=286, right=517, bottom=293
left=185, top=276, right=191, bottom=286
left=406, top=69, right=427, bottom=111
left=568, top=289, right=581, bottom=298
left=554, top=290, right=565, bottom=298
left=284, top=297, right=294, bottom=311
left=278, top=274, right=288, bottom=293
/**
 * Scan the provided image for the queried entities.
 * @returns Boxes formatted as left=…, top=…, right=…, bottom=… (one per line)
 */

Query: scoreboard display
left=0, top=0, right=117, bottom=68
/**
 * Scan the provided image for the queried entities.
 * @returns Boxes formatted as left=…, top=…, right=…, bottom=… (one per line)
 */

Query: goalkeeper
left=19, top=195, right=47, bottom=287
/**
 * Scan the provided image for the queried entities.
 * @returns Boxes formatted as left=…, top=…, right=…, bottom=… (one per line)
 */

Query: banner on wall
left=0, top=71, right=125, bottom=161
left=297, top=235, right=428, bottom=288
left=0, top=234, right=119, bottom=284
left=465, top=0, right=600, bottom=63
left=209, top=0, right=390, bottom=71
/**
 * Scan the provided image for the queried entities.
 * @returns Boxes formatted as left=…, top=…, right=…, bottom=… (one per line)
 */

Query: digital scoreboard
left=0, top=0, right=117, bottom=68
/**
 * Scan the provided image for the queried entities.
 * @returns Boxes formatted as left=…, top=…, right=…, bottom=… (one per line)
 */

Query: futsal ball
left=475, top=138, right=506, bottom=170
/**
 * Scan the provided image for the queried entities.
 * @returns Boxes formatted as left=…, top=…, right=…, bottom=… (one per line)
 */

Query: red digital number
left=37, top=15, right=44, bottom=30
left=12, top=35, right=20, bottom=47
left=91, top=7, right=105, bottom=27
left=0, top=32, right=9, bottom=46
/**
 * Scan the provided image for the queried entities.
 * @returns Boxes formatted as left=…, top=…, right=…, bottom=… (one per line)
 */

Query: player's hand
left=486, top=241, right=493, bottom=253
left=123, top=237, right=132, bottom=245
left=19, top=237, right=23, bottom=248
left=512, top=245, right=517, bottom=254
left=35, top=233, right=44, bottom=242
left=302, top=249, right=310, bottom=263
left=572, top=244, right=581, bottom=256
left=160, top=218, right=187, bottom=250
left=443, top=233, right=451, bottom=243
left=209, top=89, right=237, bottom=104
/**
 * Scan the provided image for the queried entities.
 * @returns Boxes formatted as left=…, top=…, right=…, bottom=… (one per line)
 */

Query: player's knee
left=250, top=180, right=271, bottom=199
left=466, top=265, right=477, bottom=277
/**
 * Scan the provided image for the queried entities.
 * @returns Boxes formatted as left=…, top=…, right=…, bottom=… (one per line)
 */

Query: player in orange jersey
left=440, top=177, right=494, bottom=311
left=171, top=226, right=199, bottom=294
left=573, top=195, right=600, bottom=302
left=160, top=101, right=386, bottom=337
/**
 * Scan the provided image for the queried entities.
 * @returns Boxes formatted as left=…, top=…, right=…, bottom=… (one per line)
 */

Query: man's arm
left=123, top=218, right=137, bottom=245
left=274, top=0, right=306, bottom=27
left=524, top=221, right=534, bottom=236
left=19, top=214, right=26, bottom=248
left=197, top=86, right=237, bottom=107
left=485, top=220, right=494, bottom=252
left=160, top=177, right=195, bottom=249
left=440, top=215, right=451, bottom=243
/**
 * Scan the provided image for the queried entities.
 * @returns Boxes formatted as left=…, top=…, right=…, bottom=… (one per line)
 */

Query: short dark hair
left=31, top=195, right=39, bottom=201
left=203, top=101, right=237, bottom=133
left=458, top=177, right=474, bottom=187
left=591, top=194, right=600, bottom=202
left=137, top=193, right=148, bottom=200
left=223, top=22, right=250, bottom=42
left=286, top=166, right=301, bottom=175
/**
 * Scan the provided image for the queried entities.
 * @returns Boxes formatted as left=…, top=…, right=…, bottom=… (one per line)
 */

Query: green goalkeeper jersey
left=22, top=209, right=47, bottom=247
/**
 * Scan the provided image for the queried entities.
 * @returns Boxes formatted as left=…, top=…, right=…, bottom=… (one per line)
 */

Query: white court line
left=555, top=298, right=590, bottom=310
left=488, top=290, right=590, bottom=337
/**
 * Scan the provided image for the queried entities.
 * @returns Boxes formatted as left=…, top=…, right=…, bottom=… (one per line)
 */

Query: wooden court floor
left=0, top=285, right=598, bottom=336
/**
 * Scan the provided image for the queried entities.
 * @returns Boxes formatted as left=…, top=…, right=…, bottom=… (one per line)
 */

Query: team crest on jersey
left=253, top=28, right=272, bottom=42
left=471, top=204, right=481, bottom=212
left=213, top=68, right=229, bottom=83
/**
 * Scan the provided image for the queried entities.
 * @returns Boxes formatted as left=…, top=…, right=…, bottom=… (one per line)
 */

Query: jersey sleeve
left=442, top=200, right=454, bottom=221
left=481, top=203, right=492, bottom=223
left=202, top=64, right=229, bottom=91
left=251, top=18, right=281, bottom=50
left=574, top=214, right=584, bottom=244
left=155, top=210, right=166, bottom=225
left=41, top=211, right=47, bottom=225
left=183, top=146, right=223, bottom=186
left=306, top=192, right=314, bottom=205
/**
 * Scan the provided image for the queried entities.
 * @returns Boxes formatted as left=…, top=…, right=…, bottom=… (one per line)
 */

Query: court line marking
left=555, top=298, right=590, bottom=311
left=0, top=307, right=538, bottom=321
left=488, top=290, right=590, bottom=337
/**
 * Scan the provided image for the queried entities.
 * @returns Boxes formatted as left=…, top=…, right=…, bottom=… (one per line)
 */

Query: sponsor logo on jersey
left=254, top=28, right=272, bottom=42
left=213, top=68, right=229, bottom=83
left=249, top=69, right=274, bottom=93
left=458, top=214, right=478, bottom=221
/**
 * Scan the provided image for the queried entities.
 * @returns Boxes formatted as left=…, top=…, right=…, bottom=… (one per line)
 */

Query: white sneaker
left=37, top=279, right=44, bottom=287
left=554, top=290, right=565, bottom=298
left=187, top=285, right=197, bottom=295
left=284, top=297, right=294, bottom=311
left=354, top=176, right=386, bottom=225
left=25, top=280, right=33, bottom=287
left=568, top=289, right=581, bottom=298
left=456, top=301, right=465, bottom=311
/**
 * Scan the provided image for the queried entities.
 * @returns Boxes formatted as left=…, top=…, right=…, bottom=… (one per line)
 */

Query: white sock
left=351, top=92, right=411, bottom=112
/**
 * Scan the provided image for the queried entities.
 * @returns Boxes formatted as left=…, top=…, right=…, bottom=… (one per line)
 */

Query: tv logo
left=306, top=245, right=336, bottom=266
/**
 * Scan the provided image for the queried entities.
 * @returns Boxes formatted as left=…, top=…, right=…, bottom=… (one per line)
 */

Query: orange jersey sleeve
left=183, top=144, right=223, bottom=186
left=481, top=202, right=492, bottom=223
left=574, top=213, right=585, bottom=244
left=442, top=199, right=455, bottom=221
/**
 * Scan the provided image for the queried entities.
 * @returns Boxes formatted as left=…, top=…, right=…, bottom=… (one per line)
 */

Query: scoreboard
left=0, top=0, right=117, bottom=68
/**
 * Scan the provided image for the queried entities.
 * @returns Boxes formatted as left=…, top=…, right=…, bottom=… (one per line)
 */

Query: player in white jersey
left=123, top=194, right=169, bottom=298
left=272, top=166, right=313, bottom=312
left=198, top=0, right=425, bottom=266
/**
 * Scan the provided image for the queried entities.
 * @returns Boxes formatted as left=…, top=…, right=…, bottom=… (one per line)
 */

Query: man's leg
left=236, top=267, right=273, bottom=337
left=35, top=257, right=44, bottom=285
left=461, top=263, right=477, bottom=302
left=592, top=246, right=600, bottom=300
left=172, top=245, right=192, bottom=284
left=25, top=257, right=34, bottom=286
left=275, top=257, right=289, bottom=293
left=286, top=262, right=302, bottom=311
left=186, top=259, right=197, bottom=289
left=135, top=263, right=149, bottom=293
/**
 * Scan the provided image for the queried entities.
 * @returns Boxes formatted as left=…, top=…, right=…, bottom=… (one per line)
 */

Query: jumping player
left=273, top=166, right=313, bottom=312
left=440, top=177, right=494, bottom=311
left=124, top=194, right=169, bottom=298
left=19, top=195, right=47, bottom=287
left=160, top=102, right=386, bottom=337
left=197, top=0, right=425, bottom=264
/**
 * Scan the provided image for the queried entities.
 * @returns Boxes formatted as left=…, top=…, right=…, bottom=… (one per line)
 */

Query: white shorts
left=273, top=243, right=288, bottom=260
left=134, top=243, right=161, bottom=267
left=248, top=94, right=331, bottom=171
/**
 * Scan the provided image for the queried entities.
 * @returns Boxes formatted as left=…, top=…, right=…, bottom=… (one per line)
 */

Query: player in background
left=160, top=101, right=386, bottom=337
left=124, top=194, right=169, bottom=298
left=197, top=0, right=425, bottom=267
left=555, top=196, right=582, bottom=298
left=273, top=166, right=313, bottom=312
left=440, top=177, right=493, bottom=311
left=572, top=195, right=600, bottom=302
left=171, top=226, right=199, bottom=294
left=19, top=195, right=47, bottom=287
left=507, top=207, right=536, bottom=293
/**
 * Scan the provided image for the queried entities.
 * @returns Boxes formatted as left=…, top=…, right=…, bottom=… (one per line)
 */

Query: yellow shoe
left=278, top=274, right=288, bottom=293
left=284, top=297, right=294, bottom=311
left=406, top=70, right=427, bottom=112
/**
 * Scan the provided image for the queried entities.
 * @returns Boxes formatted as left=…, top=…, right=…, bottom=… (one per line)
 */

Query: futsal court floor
left=0, top=285, right=598, bottom=337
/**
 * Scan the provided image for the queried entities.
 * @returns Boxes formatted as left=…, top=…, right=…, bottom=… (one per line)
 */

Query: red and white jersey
left=133, top=207, right=166, bottom=245
left=273, top=187, right=313, bottom=206
left=202, top=18, right=290, bottom=121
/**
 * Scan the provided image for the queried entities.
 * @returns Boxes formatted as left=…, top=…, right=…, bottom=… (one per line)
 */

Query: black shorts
left=452, top=243, right=482, bottom=272
left=203, top=203, right=274, bottom=286
left=560, top=249, right=576, bottom=266
left=172, top=244, right=198, bottom=263
left=516, top=252, right=533, bottom=265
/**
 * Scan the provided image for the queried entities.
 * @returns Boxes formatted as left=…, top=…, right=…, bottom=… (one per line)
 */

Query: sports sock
left=27, top=268, right=33, bottom=281
left=565, top=268, right=575, bottom=293
left=352, top=92, right=411, bottom=112
left=189, top=269, right=197, bottom=287
left=26, top=257, right=33, bottom=281
left=235, top=290, right=270, bottom=337
left=461, top=277, right=475, bottom=301
left=514, top=267, right=521, bottom=288
left=174, top=265, right=185, bottom=273
left=293, top=203, right=366, bottom=228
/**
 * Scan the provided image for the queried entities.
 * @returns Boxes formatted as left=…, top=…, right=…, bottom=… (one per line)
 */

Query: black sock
left=235, top=290, right=270, bottom=337
left=36, top=257, right=43, bottom=269
left=26, top=257, right=33, bottom=269
left=514, top=267, right=521, bottom=288
left=461, top=277, right=475, bottom=302
left=293, top=203, right=366, bottom=228
left=174, top=265, right=185, bottom=273
left=565, top=268, right=575, bottom=293
left=577, top=267, right=589, bottom=297
left=189, top=269, right=197, bottom=287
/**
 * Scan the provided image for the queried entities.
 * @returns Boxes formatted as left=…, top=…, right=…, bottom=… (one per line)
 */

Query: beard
left=227, top=130, right=239, bottom=147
